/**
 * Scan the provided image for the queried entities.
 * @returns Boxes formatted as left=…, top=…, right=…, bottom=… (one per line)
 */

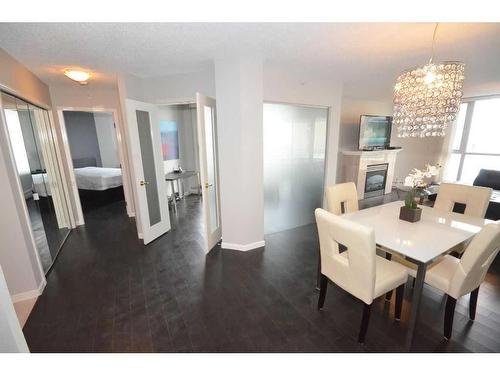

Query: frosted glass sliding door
left=263, top=103, right=328, bottom=234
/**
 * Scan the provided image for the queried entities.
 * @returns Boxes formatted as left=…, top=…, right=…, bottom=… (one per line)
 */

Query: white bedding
left=74, top=167, right=123, bottom=191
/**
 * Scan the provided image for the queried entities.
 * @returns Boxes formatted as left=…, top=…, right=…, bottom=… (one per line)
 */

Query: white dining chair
left=318, top=182, right=360, bottom=287
left=315, top=208, right=408, bottom=343
left=391, top=183, right=493, bottom=288
left=434, top=183, right=492, bottom=218
left=422, top=221, right=500, bottom=339
left=325, top=182, right=359, bottom=215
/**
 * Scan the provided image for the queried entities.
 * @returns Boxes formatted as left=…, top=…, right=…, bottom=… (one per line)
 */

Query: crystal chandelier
left=393, top=24, right=465, bottom=138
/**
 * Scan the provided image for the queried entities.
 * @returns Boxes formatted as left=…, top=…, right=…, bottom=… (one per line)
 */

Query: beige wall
left=0, top=48, right=47, bottom=299
left=338, top=97, right=447, bottom=184
left=0, top=49, right=51, bottom=108
left=49, top=82, right=122, bottom=109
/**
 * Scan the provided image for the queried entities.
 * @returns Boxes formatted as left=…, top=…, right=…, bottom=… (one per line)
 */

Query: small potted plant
left=399, top=164, right=440, bottom=223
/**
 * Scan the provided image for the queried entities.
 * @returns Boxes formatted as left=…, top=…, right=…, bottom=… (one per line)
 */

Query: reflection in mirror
left=2, top=92, right=71, bottom=273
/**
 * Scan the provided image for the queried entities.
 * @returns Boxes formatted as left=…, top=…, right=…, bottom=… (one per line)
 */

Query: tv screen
left=358, top=115, right=392, bottom=150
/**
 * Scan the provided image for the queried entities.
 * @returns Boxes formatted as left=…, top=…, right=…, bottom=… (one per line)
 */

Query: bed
left=74, top=167, right=123, bottom=191
left=31, top=168, right=122, bottom=196
left=32, top=173, right=51, bottom=197
left=72, top=157, right=125, bottom=209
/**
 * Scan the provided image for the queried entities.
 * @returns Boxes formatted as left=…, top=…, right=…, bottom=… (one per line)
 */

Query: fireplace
left=341, top=149, right=401, bottom=199
left=364, top=163, right=388, bottom=198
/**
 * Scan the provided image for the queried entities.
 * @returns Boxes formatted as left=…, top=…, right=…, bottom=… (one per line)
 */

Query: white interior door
left=196, top=93, right=222, bottom=252
left=125, top=99, right=170, bottom=244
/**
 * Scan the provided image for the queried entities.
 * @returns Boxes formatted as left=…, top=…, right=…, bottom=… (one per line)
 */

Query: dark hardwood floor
left=23, top=194, right=500, bottom=352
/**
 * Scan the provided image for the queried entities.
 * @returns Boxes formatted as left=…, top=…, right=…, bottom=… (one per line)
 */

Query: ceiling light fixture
left=64, top=69, right=91, bottom=85
left=393, top=24, right=465, bottom=138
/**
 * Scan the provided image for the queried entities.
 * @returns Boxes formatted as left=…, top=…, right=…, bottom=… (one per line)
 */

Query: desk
left=165, top=171, right=201, bottom=212
left=342, top=200, right=490, bottom=348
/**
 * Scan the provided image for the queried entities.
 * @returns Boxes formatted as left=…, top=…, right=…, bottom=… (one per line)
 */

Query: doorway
left=59, top=109, right=130, bottom=222
left=124, top=93, right=221, bottom=251
left=158, top=103, right=200, bottom=206
left=1, top=92, right=72, bottom=274
left=263, top=102, right=329, bottom=234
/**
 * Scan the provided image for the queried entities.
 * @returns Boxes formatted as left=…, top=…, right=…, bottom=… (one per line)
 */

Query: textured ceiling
left=0, top=23, right=499, bottom=98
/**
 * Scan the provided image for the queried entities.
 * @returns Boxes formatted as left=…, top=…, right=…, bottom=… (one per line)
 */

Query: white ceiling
left=0, top=23, right=499, bottom=98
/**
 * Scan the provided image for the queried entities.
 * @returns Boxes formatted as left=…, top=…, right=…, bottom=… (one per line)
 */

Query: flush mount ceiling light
left=63, top=69, right=91, bottom=85
left=393, top=24, right=465, bottom=138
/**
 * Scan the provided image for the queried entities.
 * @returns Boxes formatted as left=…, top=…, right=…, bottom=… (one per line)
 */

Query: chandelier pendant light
left=393, top=24, right=465, bottom=138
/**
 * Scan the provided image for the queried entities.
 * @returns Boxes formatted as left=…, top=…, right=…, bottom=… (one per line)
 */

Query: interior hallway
left=22, top=195, right=500, bottom=352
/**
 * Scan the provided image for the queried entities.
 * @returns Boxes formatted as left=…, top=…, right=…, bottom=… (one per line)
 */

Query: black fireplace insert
left=364, top=163, right=389, bottom=198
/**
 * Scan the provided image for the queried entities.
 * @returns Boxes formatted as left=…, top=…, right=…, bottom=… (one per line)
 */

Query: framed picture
left=159, top=120, right=179, bottom=161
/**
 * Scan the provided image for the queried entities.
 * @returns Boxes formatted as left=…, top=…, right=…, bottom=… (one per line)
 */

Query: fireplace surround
left=341, top=149, right=402, bottom=199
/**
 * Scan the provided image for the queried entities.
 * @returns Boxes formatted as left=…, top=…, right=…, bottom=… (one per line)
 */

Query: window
left=444, top=97, right=500, bottom=184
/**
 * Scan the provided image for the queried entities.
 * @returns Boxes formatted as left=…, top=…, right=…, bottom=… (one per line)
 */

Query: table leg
left=316, top=251, right=321, bottom=291
left=405, top=262, right=427, bottom=349
left=384, top=251, right=393, bottom=301
left=197, top=173, right=201, bottom=196
left=170, top=180, right=177, bottom=213
left=177, top=179, right=183, bottom=199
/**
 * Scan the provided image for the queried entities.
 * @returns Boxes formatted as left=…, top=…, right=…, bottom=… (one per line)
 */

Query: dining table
left=339, top=200, right=491, bottom=348
left=165, top=170, right=201, bottom=212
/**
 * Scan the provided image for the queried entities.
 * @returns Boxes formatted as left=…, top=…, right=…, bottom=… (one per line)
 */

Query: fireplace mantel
left=341, top=149, right=402, bottom=199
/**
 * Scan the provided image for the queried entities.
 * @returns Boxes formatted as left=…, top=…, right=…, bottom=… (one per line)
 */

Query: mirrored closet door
left=1, top=92, right=71, bottom=273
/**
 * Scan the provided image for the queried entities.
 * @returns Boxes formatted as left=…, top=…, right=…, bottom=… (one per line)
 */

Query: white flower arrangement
left=403, top=164, right=440, bottom=209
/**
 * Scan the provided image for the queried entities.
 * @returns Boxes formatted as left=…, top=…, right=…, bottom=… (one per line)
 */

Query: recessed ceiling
left=0, top=22, right=499, bottom=98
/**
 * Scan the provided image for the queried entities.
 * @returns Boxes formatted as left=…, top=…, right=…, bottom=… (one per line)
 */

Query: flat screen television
left=358, top=115, right=392, bottom=150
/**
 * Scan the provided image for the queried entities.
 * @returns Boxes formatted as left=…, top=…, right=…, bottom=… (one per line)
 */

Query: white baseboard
left=221, top=240, right=265, bottom=251
left=11, top=279, right=46, bottom=303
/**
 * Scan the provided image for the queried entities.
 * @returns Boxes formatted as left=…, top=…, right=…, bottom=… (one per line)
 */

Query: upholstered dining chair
left=390, top=183, right=494, bottom=291
left=315, top=208, right=408, bottom=343
left=318, top=182, right=360, bottom=287
left=434, top=183, right=492, bottom=218
left=422, top=221, right=500, bottom=339
left=325, top=182, right=359, bottom=215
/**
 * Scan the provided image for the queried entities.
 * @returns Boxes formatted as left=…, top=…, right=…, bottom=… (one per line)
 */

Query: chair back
left=325, top=182, right=359, bottom=215
left=315, top=208, right=376, bottom=304
left=434, top=183, right=492, bottom=218
left=449, top=221, right=500, bottom=299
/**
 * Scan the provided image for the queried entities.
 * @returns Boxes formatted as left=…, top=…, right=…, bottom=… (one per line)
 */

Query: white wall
left=94, top=112, right=120, bottom=168
left=216, top=57, right=264, bottom=248
left=141, top=70, right=215, bottom=104
left=0, top=48, right=46, bottom=302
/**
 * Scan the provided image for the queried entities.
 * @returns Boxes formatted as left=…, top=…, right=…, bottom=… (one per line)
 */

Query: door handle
left=205, top=182, right=213, bottom=189
left=140, top=180, right=150, bottom=186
